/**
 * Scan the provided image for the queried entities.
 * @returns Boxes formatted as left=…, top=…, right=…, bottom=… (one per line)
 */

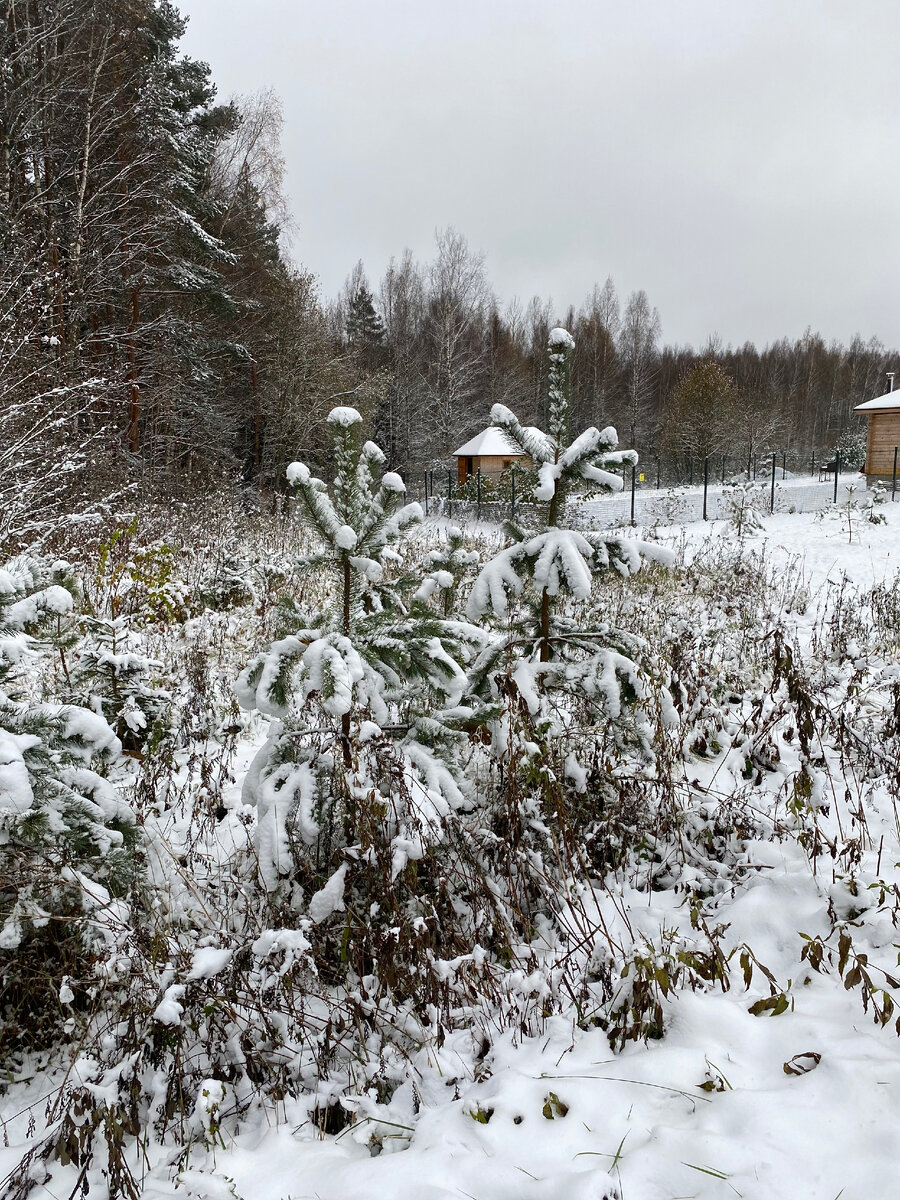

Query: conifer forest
left=2, top=4, right=900, bottom=1198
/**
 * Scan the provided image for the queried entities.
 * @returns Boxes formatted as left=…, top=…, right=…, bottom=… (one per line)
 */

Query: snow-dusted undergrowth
left=2, top=372, right=900, bottom=1198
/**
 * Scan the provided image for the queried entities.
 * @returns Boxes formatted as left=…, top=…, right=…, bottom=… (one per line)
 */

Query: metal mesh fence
left=412, top=456, right=896, bottom=530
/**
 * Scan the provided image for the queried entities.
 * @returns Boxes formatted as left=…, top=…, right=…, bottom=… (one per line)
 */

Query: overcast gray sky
left=179, top=0, right=899, bottom=349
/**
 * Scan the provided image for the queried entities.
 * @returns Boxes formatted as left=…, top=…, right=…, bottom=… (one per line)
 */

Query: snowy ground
left=430, top=473, right=879, bottom=531
left=188, top=507, right=900, bottom=1200
left=3, top=501, right=900, bottom=1200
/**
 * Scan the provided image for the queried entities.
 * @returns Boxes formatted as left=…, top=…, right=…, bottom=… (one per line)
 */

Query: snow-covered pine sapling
left=721, top=481, right=765, bottom=538
left=71, top=616, right=172, bottom=754
left=0, top=557, right=137, bottom=1047
left=463, top=332, right=676, bottom=935
left=468, top=328, right=674, bottom=673
left=237, top=408, right=472, bottom=919
left=239, top=406, right=466, bottom=764
left=413, top=525, right=480, bottom=618
left=818, top=483, right=885, bottom=544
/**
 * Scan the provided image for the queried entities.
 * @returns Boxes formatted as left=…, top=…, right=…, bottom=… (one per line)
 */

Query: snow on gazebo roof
left=854, top=390, right=900, bottom=412
left=453, top=427, right=524, bottom=457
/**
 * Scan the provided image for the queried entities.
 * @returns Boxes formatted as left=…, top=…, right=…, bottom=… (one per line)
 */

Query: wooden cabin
left=453, top=428, right=530, bottom=484
left=854, top=390, right=900, bottom=479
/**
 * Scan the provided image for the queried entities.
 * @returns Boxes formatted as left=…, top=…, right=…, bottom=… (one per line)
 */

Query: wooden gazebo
left=453, top=427, right=529, bottom=484
left=854, top=389, right=900, bottom=479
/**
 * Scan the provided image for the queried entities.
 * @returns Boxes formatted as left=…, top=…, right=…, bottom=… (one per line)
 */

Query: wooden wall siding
left=457, top=454, right=530, bottom=483
left=865, top=412, right=900, bottom=476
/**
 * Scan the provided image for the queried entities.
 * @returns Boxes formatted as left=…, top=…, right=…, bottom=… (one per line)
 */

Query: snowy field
left=3, top=493, right=900, bottom=1200
left=428, top=473, right=885, bottom=532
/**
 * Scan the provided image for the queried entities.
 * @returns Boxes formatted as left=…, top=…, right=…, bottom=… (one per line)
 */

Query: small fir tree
left=0, top=557, right=137, bottom=1048
left=413, top=525, right=481, bottom=618
left=346, top=283, right=386, bottom=351
left=469, top=328, right=672, bottom=672
left=467, top=329, right=675, bottom=848
left=236, top=408, right=477, bottom=997
left=71, top=616, right=173, bottom=754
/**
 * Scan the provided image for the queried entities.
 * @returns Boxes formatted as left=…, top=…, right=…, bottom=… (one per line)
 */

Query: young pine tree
left=467, top=329, right=675, bottom=828
left=469, top=328, right=673, bottom=675
left=236, top=408, right=477, bottom=998
left=0, top=557, right=137, bottom=1050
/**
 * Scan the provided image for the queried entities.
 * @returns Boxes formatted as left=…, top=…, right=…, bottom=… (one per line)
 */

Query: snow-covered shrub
left=459, top=330, right=676, bottom=961
left=237, top=407, right=479, bottom=1001
left=0, top=556, right=138, bottom=1053
left=69, top=616, right=173, bottom=754
left=413, top=524, right=480, bottom=617
left=837, top=425, right=868, bottom=472
left=92, top=517, right=190, bottom=624
left=649, top=486, right=692, bottom=527
left=720, top=480, right=765, bottom=536
left=864, top=480, right=887, bottom=524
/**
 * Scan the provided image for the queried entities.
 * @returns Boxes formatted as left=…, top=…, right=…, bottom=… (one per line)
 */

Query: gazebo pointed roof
left=453, top=427, right=523, bottom=457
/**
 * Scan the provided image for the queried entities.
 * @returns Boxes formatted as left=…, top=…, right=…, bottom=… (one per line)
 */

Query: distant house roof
left=453, top=427, right=524, bottom=457
left=854, top=390, right=900, bottom=412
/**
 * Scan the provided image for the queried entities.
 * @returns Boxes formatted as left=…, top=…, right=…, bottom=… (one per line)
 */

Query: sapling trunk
left=540, top=456, right=560, bottom=663
left=341, top=555, right=352, bottom=767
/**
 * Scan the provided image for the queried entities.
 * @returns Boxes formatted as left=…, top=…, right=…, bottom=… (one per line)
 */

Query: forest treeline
left=2, top=0, right=896, bottom=545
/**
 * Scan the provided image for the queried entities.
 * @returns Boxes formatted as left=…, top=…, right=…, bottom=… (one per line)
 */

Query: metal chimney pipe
left=888, top=372, right=895, bottom=393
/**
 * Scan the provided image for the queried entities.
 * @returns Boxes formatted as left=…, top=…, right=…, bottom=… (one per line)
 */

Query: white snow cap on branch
left=286, top=461, right=310, bottom=486
left=548, top=327, right=576, bottom=349
left=335, top=525, right=358, bottom=550
left=381, top=472, right=406, bottom=493
left=327, top=406, right=363, bottom=427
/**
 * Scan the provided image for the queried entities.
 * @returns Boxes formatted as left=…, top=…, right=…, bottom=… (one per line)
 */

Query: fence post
left=811, top=451, right=815, bottom=478
left=782, top=452, right=786, bottom=480
left=511, top=464, right=516, bottom=520
left=476, top=469, right=482, bottom=519
left=424, top=472, right=428, bottom=516
left=688, top=456, right=693, bottom=487
left=448, top=470, right=453, bottom=518
left=656, top=457, right=660, bottom=490
left=833, top=452, right=840, bottom=504
left=893, top=447, right=898, bottom=501
left=630, top=464, right=636, bottom=526
left=770, top=452, right=776, bottom=513
left=703, top=456, right=709, bottom=520
left=721, top=454, right=726, bottom=484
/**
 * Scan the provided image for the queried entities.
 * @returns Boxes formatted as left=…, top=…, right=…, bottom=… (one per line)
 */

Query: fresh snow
left=453, top=427, right=525, bottom=458
left=4, top=501, right=900, bottom=1200
left=548, top=326, right=576, bottom=349
left=186, top=947, right=234, bottom=980
left=307, top=862, right=348, bottom=923
left=327, top=406, right=363, bottom=427
left=192, top=504, right=900, bottom=1199
left=853, top=389, right=900, bottom=412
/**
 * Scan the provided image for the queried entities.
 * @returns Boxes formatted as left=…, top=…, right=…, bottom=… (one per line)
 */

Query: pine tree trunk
left=540, top=461, right=560, bottom=663
left=341, top=556, right=352, bottom=767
